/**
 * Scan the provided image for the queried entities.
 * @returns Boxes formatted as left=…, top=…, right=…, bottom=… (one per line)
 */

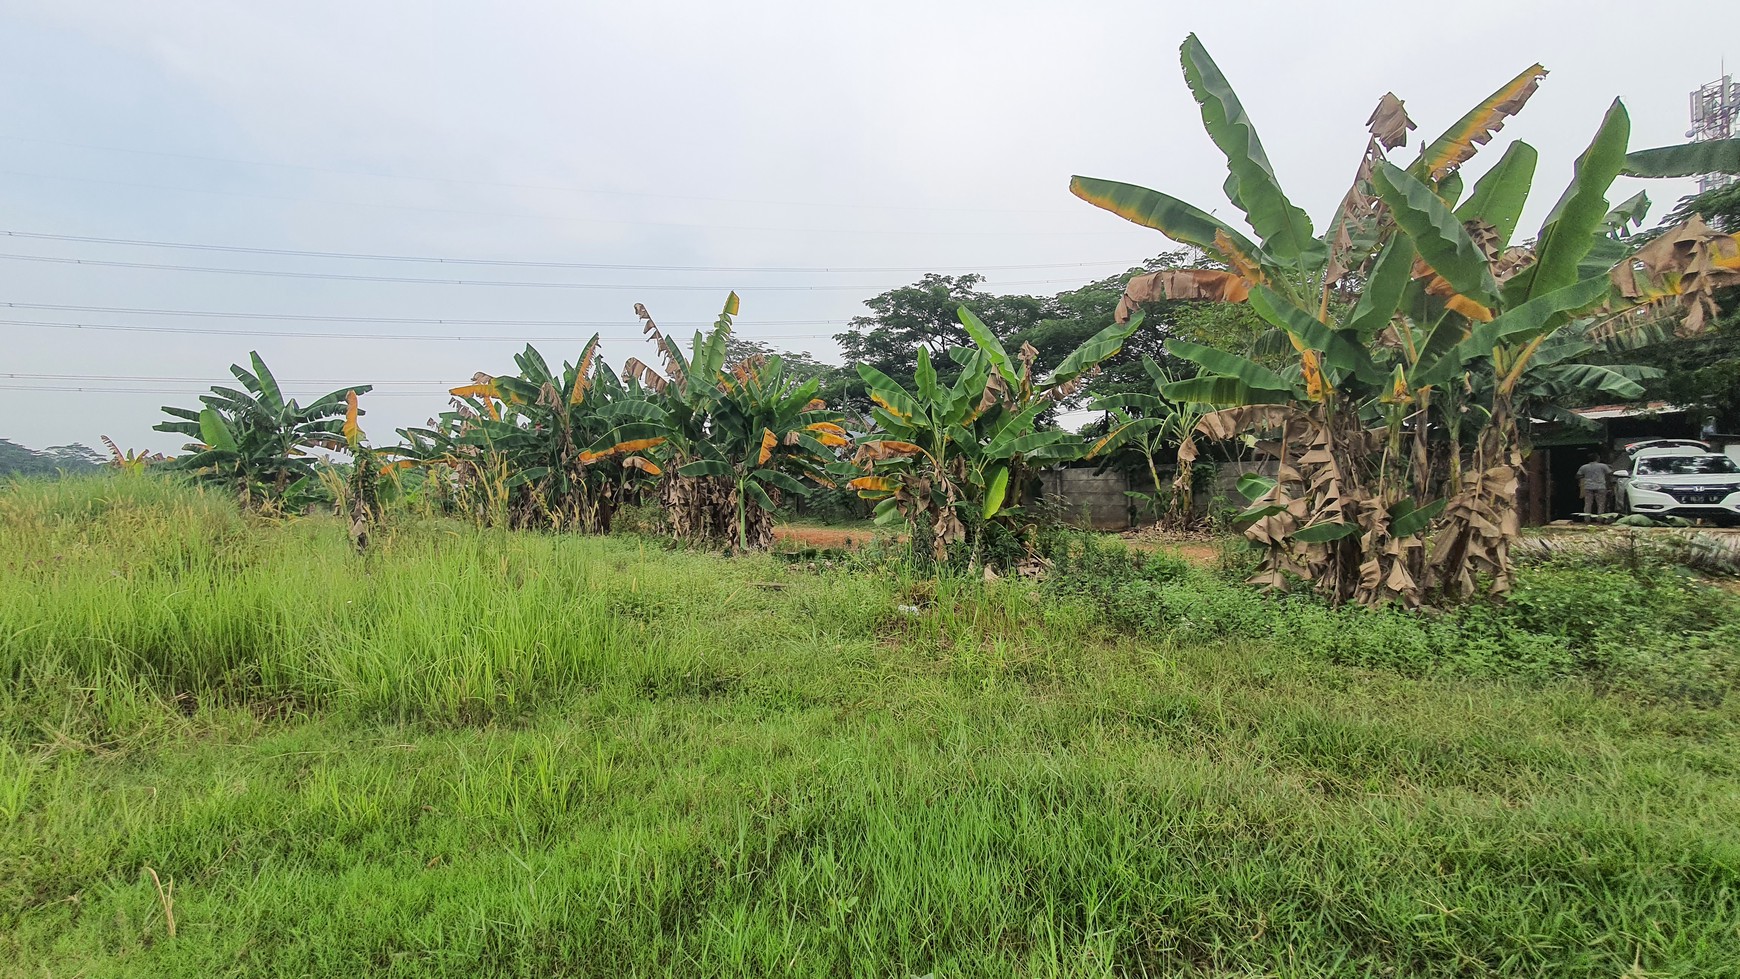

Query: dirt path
left=774, top=525, right=879, bottom=550
left=1120, top=532, right=1222, bottom=568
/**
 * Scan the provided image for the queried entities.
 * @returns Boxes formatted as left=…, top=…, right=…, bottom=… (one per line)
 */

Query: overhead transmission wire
left=2, top=317, right=846, bottom=343
left=0, top=167, right=1146, bottom=236
left=0, top=251, right=1113, bottom=292
left=0, top=382, right=438, bottom=397
left=0, top=301, right=843, bottom=327
left=5, top=372, right=455, bottom=385
left=0, top=133, right=1082, bottom=215
left=0, top=229, right=1139, bottom=274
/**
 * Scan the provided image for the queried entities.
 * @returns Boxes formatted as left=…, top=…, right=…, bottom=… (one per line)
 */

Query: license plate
left=1684, top=494, right=1723, bottom=504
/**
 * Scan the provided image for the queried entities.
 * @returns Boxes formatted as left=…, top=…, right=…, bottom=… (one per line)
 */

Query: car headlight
left=1633, top=482, right=1663, bottom=491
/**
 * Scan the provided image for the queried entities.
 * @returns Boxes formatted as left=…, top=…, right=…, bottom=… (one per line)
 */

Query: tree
left=831, top=274, right=1048, bottom=409
left=1009, top=255, right=1192, bottom=403
left=0, top=440, right=104, bottom=477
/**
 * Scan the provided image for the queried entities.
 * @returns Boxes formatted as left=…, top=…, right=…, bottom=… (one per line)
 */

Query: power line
left=3, top=372, right=452, bottom=385
left=0, top=134, right=1079, bottom=215
left=0, top=229, right=1138, bottom=274
left=0, top=383, right=437, bottom=397
left=0, top=301, right=846, bottom=327
left=0, top=168, right=1148, bottom=237
left=0, top=252, right=1104, bottom=292
left=2, top=318, right=845, bottom=342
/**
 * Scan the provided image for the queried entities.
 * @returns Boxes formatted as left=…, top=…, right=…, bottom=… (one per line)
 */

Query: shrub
left=1046, top=531, right=1740, bottom=701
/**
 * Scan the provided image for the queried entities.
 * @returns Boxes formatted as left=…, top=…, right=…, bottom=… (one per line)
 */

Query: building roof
left=1570, top=401, right=1689, bottom=421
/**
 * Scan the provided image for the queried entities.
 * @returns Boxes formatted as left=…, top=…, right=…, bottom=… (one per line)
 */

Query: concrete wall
left=1038, top=468, right=1134, bottom=530
left=1039, top=460, right=1281, bottom=531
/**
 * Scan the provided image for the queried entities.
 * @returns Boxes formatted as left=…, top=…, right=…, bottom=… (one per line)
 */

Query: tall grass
left=3, top=477, right=1738, bottom=976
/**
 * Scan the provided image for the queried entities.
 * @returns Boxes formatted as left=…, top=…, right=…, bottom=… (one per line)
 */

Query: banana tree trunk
left=1429, top=391, right=1521, bottom=600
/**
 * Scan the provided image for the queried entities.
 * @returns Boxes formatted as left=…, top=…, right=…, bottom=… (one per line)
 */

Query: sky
left=0, top=0, right=1734, bottom=453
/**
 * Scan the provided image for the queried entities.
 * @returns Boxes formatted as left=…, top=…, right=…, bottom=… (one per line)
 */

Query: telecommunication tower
left=1688, top=72, right=1738, bottom=193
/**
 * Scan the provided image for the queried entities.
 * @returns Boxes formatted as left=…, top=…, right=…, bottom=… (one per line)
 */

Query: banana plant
left=154, top=352, right=371, bottom=508
left=1070, top=34, right=1740, bottom=606
left=100, top=436, right=165, bottom=476
left=849, top=306, right=1140, bottom=566
left=391, top=336, right=665, bottom=532
left=618, top=293, right=850, bottom=549
left=1084, top=357, right=1213, bottom=526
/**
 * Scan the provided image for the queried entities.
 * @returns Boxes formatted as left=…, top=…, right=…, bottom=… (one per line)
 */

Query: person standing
left=1576, top=452, right=1613, bottom=518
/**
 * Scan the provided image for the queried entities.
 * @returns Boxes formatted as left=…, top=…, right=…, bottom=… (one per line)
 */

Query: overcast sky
left=1, top=0, right=1733, bottom=452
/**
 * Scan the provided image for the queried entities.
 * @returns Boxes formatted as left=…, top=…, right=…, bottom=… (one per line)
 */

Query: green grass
left=3, top=477, right=1739, bottom=976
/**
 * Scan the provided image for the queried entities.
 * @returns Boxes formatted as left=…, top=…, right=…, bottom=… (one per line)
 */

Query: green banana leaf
left=199, top=408, right=236, bottom=452
left=1621, top=138, right=1740, bottom=178
left=1390, top=498, right=1447, bottom=538
left=1291, top=521, right=1358, bottom=544
left=1343, top=238, right=1417, bottom=341
left=983, top=466, right=1010, bottom=519
left=1373, top=162, right=1500, bottom=307
left=1162, top=375, right=1293, bottom=406
left=1179, top=34, right=1321, bottom=269
left=1165, top=338, right=1294, bottom=391
left=956, top=308, right=1016, bottom=387
left=1506, top=99, right=1630, bottom=305
left=1455, top=140, right=1538, bottom=248
left=1047, top=313, right=1143, bottom=390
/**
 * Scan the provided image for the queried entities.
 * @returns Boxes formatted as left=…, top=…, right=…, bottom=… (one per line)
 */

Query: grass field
left=3, top=477, right=1739, bottom=976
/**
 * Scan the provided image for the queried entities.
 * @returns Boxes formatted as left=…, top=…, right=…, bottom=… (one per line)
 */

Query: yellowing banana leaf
left=570, top=334, right=601, bottom=404
left=449, top=382, right=500, bottom=400
left=1415, top=63, right=1547, bottom=180
left=1069, top=175, right=1263, bottom=263
left=342, top=391, right=362, bottom=443
left=856, top=440, right=926, bottom=462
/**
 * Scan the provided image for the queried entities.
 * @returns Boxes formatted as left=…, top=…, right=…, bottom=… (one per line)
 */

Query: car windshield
left=1635, top=455, right=1740, bottom=476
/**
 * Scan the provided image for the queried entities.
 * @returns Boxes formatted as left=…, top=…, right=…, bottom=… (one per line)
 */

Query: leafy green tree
left=831, top=274, right=1048, bottom=407
left=0, top=440, right=104, bottom=477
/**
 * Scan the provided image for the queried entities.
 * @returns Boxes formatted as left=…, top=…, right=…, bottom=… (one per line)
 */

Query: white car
left=1614, top=451, right=1740, bottom=525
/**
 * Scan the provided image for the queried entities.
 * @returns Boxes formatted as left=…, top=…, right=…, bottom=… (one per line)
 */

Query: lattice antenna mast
left=1688, top=67, right=1738, bottom=193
